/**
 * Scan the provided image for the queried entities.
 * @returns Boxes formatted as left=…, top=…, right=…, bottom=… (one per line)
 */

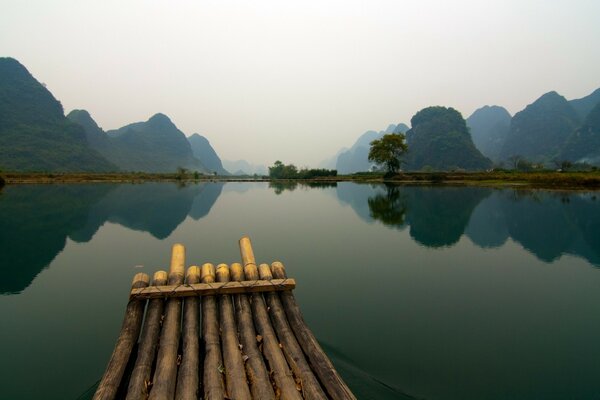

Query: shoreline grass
left=1, top=170, right=600, bottom=190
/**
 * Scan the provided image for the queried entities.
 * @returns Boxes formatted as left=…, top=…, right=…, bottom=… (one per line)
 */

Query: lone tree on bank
left=368, top=133, right=408, bottom=174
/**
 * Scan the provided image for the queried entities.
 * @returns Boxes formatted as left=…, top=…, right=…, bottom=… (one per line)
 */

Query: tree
left=368, top=133, right=408, bottom=174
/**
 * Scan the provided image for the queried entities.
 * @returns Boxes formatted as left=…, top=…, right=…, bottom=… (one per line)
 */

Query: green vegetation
left=187, top=133, right=229, bottom=175
left=404, top=106, right=492, bottom=171
left=0, top=58, right=116, bottom=172
left=268, top=161, right=337, bottom=179
left=560, top=102, right=600, bottom=164
left=466, top=105, right=511, bottom=162
left=368, top=133, right=408, bottom=174
left=500, top=91, right=580, bottom=163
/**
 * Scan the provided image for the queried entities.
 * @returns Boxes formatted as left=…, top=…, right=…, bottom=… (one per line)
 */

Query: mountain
left=335, top=123, right=409, bottom=174
left=222, top=160, right=267, bottom=176
left=66, top=109, right=114, bottom=156
left=318, top=147, right=348, bottom=169
left=466, top=106, right=511, bottom=162
left=105, top=113, right=206, bottom=173
left=569, top=88, right=600, bottom=121
left=404, top=106, right=492, bottom=171
left=560, top=102, right=600, bottom=165
left=187, top=133, right=229, bottom=175
left=0, top=57, right=116, bottom=172
left=499, top=91, right=580, bottom=163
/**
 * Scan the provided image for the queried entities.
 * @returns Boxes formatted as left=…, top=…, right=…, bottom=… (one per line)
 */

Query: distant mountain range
left=0, top=58, right=115, bottom=172
left=335, top=123, right=409, bottom=174
left=467, top=88, right=600, bottom=166
left=0, top=57, right=230, bottom=173
left=2, top=57, right=599, bottom=172
left=222, top=160, right=268, bottom=176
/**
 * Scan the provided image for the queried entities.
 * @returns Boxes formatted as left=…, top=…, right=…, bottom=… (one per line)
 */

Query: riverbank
left=1, top=171, right=600, bottom=189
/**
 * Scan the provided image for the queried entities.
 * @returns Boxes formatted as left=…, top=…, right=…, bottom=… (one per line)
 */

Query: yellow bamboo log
left=216, top=264, right=252, bottom=399
left=201, top=263, right=225, bottom=399
left=258, top=264, right=327, bottom=400
left=239, top=236, right=303, bottom=400
left=230, top=263, right=275, bottom=400
left=126, top=271, right=168, bottom=400
left=271, top=261, right=356, bottom=400
left=149, top=244, right=186, bottom=400
left=175, top=266, right=201, bottom=400
left=94, top=273, right=150, bottom=400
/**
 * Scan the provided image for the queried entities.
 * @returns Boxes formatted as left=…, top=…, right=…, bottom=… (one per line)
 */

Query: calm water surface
left=1, top=182, right=600, bottom=399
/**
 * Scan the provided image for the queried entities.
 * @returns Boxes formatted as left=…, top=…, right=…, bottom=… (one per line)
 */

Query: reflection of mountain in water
left=0, top=183, right=223, bottom=294
left=337, top=183, right=600, bottom=266
left=466, top=190, right=600, bottom=265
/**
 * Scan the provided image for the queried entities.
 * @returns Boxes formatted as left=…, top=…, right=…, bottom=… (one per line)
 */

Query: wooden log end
left=239, top=236, right=256, bottom=267
left=216, top=263, right=230, bottom=283
left=201, top=263, right=216, bottom=283
left=270, top=262, right=287, bottom=279
left=243, top=262, right=259, bottom=281
left=170, top=243, right=186, bottom=277
left=230, top=263, right=244, bottom=282
left=132, top=272, right=150, bottom=288
left=153, top=270, right=168, bottom=286
left=258, top=263, right=273, bottom=280
left=186, top=265, right=201, bottom=284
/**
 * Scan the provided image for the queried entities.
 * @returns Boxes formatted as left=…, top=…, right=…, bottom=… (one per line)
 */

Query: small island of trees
left=268, top=161, right=337, bottom=179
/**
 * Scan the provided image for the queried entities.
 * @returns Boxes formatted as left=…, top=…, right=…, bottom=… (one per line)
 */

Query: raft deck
left=93, top=236, right=356, bottom=400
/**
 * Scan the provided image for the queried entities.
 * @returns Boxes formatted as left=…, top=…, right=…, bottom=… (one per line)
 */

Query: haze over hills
left=466, top=106, right=511, bottom=162
left=404, top=107, right=492, bottom=171
left=2, top=57, right=600, bottom=173
left=0, top=57, right=116, bottom=172
left=222, top=160, right=268, bottom=176
left=336, top=123, right=409, bottom=174
left=187, top=133, right=229, bottom=175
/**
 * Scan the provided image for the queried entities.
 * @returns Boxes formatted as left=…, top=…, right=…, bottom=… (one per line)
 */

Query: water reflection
left=269, top=181, right=337, bottom=195
left=2, top=182, right=599, bottom=295
left=0, top=182, right=224, bottom=294
left=336, top=183, right=600, bottom=265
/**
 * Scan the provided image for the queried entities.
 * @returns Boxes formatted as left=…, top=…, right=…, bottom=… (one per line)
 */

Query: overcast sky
left=2, top=0, right=599, bottom=166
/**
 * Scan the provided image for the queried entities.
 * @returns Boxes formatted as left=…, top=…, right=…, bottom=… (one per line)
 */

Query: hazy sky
left=2, top=0, right=599, bottom=166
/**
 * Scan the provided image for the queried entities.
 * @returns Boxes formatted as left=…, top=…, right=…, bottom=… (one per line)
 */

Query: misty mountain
left=499, top=91, right=580, bottom=163
left=0, top=57, right=116, bottom=172
left=336, top=123, right=409, bottom=174
left=466, top=105, right=511, bottom=162
left=569, top=88, right=600, bottom=121
left=318, top=147, right=348, bottom=170
left=560, top=102, right=600, bottom=165
left=223, top=160, right=268, bottom=176
left=404, top=107, right=492, bottom=171
left=106, top=113, right=207, bottom=173
left=187, top=133, right=229, bottom=175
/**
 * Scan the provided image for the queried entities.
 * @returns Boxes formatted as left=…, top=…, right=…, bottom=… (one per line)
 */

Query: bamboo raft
left=93, top=236, right=356, bottom=400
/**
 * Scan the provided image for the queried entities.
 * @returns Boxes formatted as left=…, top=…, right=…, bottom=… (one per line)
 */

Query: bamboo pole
left=149, top=244, right=186, bottom=400
left=94, top=273, right=150, bottom=400
left=126, top=271, right=168, bottom=400
left=129, top=279, right=295, bottom=299
left=230, top=263, right=276, bottom=399
left=271, top=261, right=356, bottom=400
left=258, top=264, right=327, bottom=400
left=175, top=266, right=201, bottom=400
left=239, top=236, right=303, bottom=400
left=216, top=264, right=252, bottom=399
left=201, top=263, right=225, bottom=399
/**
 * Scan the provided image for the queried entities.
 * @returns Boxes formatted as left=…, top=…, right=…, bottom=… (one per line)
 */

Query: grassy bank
left=2, top=170, right=600, bottom=189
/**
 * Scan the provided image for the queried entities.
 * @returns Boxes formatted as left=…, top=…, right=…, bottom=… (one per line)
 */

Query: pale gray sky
left=1, top=0, right=599, bottom=166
